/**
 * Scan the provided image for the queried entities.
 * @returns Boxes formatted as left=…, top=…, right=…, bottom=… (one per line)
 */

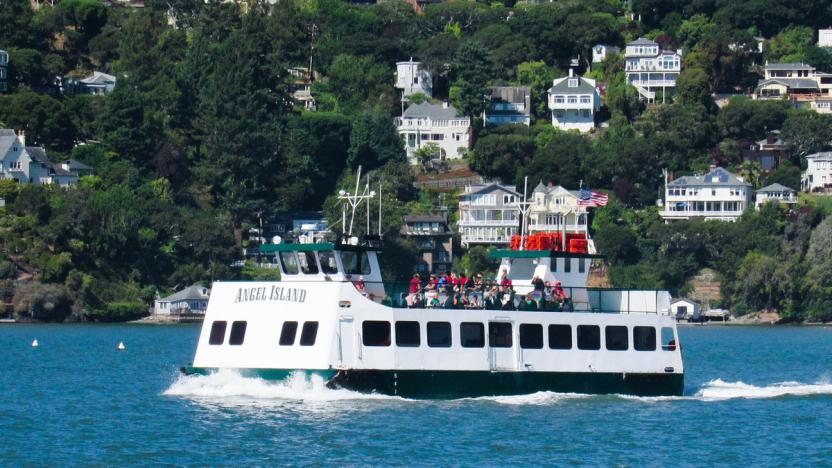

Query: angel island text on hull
left=182, top=239, right=685, bottom=398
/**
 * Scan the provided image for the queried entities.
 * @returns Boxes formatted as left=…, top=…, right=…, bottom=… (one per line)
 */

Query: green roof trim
left=258, top=242, right=381, bottom=253
left=489, top=249, right=604, bottom=259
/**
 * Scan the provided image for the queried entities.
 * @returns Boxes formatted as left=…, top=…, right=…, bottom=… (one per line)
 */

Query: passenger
left=473, top=273, right=484, bottom=290
left=437, top=273, right=448, bottom=291
left=524, top=295, right=538, bottom=310
left=532, top=275, right=544, bottom=292
left=353, top=276, right=367, bottom=296
left=452, top=293, right=464, bottom=309
left=429, top=296, right=440, bottom=308
left=409, top=293, right=423, bottom=308
left=409, top=273, right=421, bottom=294
left=499, top=270, right=512, bottom=290
left=459, top=272, right=468, bottom=291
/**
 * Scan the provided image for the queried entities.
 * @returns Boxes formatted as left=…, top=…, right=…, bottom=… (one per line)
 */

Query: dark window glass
left=579, top=259, right=586, bottom=273
left=520, top=324, right=543, bottom=349
left=300, top=321, right=319, bottom=346
left=363, top=321, right=391, bottom=346
left=395, top=321, right=420, bottom=347
left=340, top=251, right=372, bottom=275
left=229, top=321, right=247, bottom=345
left=633, top=326, right=657, bottom=351
left=279, top=321, right=298, bottom=346
left=564, top=258, right=572, bottom=273
left=577, top=325, right=600, bottom=350
left=605, top=326, right=628, bottom=351
left=427, top=321, right=452, bottom=348
left=279, top=251, right=299, bottom=274
left=489, top=322, right=512, bottom=348
left=460, top=322, right=485, bottom=348
left=209, top=321, right=226, bottom=345
left=548, top=324, right=572, bottom=349
left=318, top=251, right=338, bottom=274
left=298, top=251, right=319, bottom=274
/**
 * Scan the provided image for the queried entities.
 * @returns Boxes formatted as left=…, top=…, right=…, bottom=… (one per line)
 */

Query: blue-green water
left=1, top=324, right=831, bottom=465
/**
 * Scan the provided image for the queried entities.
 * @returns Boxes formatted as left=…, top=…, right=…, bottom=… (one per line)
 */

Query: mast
left=516, top=176, right=532, bottom=250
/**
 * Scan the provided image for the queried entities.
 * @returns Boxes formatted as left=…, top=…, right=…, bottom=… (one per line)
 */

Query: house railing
left=459, top=219, right=518, bottom=226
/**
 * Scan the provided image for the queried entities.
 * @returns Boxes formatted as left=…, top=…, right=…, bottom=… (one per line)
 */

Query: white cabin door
left=488, top=320, right=517, bottom=371
left=338, top=316, right=356, bottom=368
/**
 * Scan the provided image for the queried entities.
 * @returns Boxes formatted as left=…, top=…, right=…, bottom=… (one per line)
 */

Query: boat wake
left=692, top=378, right=832, bottom=401
left=470, top=392, right=594, bottom=405
left=163, top=369, right=403, bottom=403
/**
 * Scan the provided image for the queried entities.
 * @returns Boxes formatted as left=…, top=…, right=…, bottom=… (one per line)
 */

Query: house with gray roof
left=154, top=284, right=210, bottom=316
left=60, top=71, right=117, bottom=96
left=458, top=182, right=521, bottom=246
left=755, top=62, right=832, bottom=112
left=802, top=151, right=832, bottom=193
left=484, top=86, right=531, bottom=126
left=0, top=129, right=84, bottom=188
left=624, top=37, right=682, bottom=103
left=0, top=49, right=8, bottom=93
left=755, top=183, right=797, bottom=208
left=547, top=69, right=601, bottom=132
left=395, top=102, right=471, bottom=164
left=661, top=167, right=753, bottom=222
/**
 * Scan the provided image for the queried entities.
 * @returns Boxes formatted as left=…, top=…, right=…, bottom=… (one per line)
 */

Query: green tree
left=347, top=107, right=405, bottom=170
left=781, top=110, right=832, bottom=158
left=452, top=41, right=493, bottom=118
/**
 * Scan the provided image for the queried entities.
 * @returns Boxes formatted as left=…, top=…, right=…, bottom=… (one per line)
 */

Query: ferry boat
left=182, top=238, right=684, bottom=398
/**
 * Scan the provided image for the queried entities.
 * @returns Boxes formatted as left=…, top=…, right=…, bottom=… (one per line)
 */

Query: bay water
left=1, top=323, right=830, bottom=465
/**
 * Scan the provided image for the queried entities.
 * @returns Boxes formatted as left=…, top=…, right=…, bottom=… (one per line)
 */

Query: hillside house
left=754, top=62, right=832, bottom=113
left=741, top=131, right=788, bottom=171
left=624, top=37, right=682, bottom=103
left=802, top=151, right=832, bottom=193
left=0, top=129, right=82, bottom=188
left=458, top=183, right=520, bottom=247
left=396, top=102, right=471, bottom=164
left=0, top=50, right=8, bottom=93
left=60, top=71, right=117, bottom=96
left=484, top=86, right=531, bottom=126
left=819, top=29, right=832, bottom=47
left=395, top=59, right=432, bottom=98
left=400, top=214, right=453, bottom=274
left=592, top=44, right=620, bottom=63
left=288, top=67, right=318, bottom=111
left=154, top=284, right=210, bottom=316
left=661, top=167, right=753, bottom=222
left=547, top=69, right=601, bottom=133
left=527, top=182, right=590, bottom=245
left=755, top=183, right=797, bottom=208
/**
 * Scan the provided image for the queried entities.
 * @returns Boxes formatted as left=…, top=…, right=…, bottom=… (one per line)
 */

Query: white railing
left=459, top=219, right=518, bottom=226
left=461, top=235, right=511, bottom=244
left=629, top=79, right=677, bottom=87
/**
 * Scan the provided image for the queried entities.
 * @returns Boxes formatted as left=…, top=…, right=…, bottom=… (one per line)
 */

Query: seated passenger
left=532, top=275, right=544, bottom=292
left=429, top=296, right=441, bottom=308
left=499, top=270, right=512, bottom=289
left=409, top=273, right=422, bottom=294
left=353, top=276, right=367, bottom=296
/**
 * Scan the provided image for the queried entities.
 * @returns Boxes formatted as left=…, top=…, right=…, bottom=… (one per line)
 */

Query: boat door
left=488, top=320, right=517, bottom=371
left=338, top=316, right=356, bottom=368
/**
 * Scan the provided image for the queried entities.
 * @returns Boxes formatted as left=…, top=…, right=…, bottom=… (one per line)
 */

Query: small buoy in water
left=31, top=339, right=39, bottom=347
left=117, top=342, right=125, bottom=351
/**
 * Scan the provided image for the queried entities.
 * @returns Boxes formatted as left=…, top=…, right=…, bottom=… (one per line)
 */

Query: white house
left=61, top=71, right=117, bottom=96
left=154, top=284, right=211, bottom=316
left=547, top=69, right=601, bottom=133
left=819, top=29, right=832, bottom=48
left=395, top=102, right=471, bottom=164
left=395, top=59, right=432, bottom=98
left=484, top=86, right=531, bottom=126
left=458, top=183, right=520, bottom=247
left=0, top=49, right=8, bottom=93
left=755, top=183, right=797, bottom=208
left=592, top=44, right=620, bottom=63
left=288, top=67, right=318, bottom=111
left=754, top=62, right=832, bottom=113
left=527, top=182, right=590, bottom=237
left=660, top=167, right=753, bottom=222
left=802, top=151, right=832, bottom=193
left=0, top=129, right=81, bottom=188
left=624, top=37, right=682, bottom=103
left=671, top=298, right=701, bottom=322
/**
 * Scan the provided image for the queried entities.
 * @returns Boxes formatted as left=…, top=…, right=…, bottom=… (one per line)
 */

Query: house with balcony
left=802, top=151, right=832, bottom=193
left=660, top=167, right=753, bottom=222
left=396, top=102, right=471, bottom=164
left=0, top=129, right=81, bottom=188
left=400, top=214, right=453, bottom=274
left=755, top=183, right=797, bottom=208
left=458, top=183, right=521, bottom=247
left=741, top=131, right=788, bottom=171
left=527, top=182, right=593, bottom=251
left=754, top=62, right=832, bottom=113
left=484, top=86, right=531, bottom=126
left=288, top=67, right=319, bottom=111
left=395, top=59, right=432, bottom=99
left=592, top=44, right=620, bottom=63
left=547, top=69, right=601, bottom=132
left=624, top=37, right=682, bottom=103
left=0, top=49, right=8, bottom=93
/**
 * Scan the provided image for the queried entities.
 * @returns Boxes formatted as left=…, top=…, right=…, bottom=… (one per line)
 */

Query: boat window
left=298, top=251, right=319, bottom=275
left=633, top=326, right=656, bottom=351
left=340, top=251, right=372, bottom=275
left=661, top=327, right=677, bottom=351
left=460, top=322, right=485, bottom=348
left=318, top=251, right=338, bottom=274
left=229, top=321, right=247, bottom=345
left=209, top=321, right=227, bottom=345
left=300, top=321, right=319, bottom=346
left=520, top=324, right=543, bottom=349
left=488, top=322, right=512, bottom=348
left=577, top=325, right=600, bottom=350
left=564, top=258, right=572, bottom=273
left=279, top=321, right=298, bottom=346
left=427, top=321, right=452, bottom=348
left=395, top=321, right=420, bottom=347
left=548, top=324, right=572, bottom=349
left=362, top=321, right=391, bottom=347
left=279, top=251, right=299, bottom=275
left=605, top=325, right=628, bottom=351
left=579, top=258, right=586, bottom=273
left=549, top=259, right=557, bottom=272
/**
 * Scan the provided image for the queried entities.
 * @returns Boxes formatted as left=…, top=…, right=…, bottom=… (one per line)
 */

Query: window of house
left=460, top=322, right=485, bottom=348
left=209, top=321, right=227, bottom=345
left=567, top=96, right=577, bottom=104
left=548, top=324, right=572, bottom=349
left=363, top=321, right=391, bottom=346
left=300, top=321, right=319, bottom=346
left=298, top=251, right=319, bottom=275
left=577, top=325, right=601, bottom=350
left=605, top=326, right=628, bottom=351
left=318, top=251, right=338, bottom=274
left=520, top=324, right=543, bottom=349
left=488, top=322, right=512, bottom=348
left=340, top=251, right=371, bottom=275
left=229, top=321, right=247, bottom=345
left=279, top=321, right=298, bottom=346
left=633, top=326, right=656, bottom=351
left=395, top=321, right=420, bottom=347
left=661, top=327, right=677, bottom=351
left=580, top=96, right=591, bottom=104
left=279, top=251, right=299, bottom=275
left=554, top=96, right=565, bottom=103
left=568, top=78, right=578, bottom=87
left=427, top=322, right=452, bottom=347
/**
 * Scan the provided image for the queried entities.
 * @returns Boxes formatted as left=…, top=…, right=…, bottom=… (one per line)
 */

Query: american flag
left=578, top=188, right=609, bottom=207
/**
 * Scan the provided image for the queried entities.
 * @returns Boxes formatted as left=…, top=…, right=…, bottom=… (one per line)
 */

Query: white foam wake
left=164, top=369, right=402, bottom=402
left=694, top=379, right=832, bottom=401
left=470, top=391, right=594, bottom=405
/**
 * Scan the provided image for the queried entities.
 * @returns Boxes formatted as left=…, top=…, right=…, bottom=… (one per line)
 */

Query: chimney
left=17, top=130, right=25, bottom=147
left=766, top=131, right=776, bottom=145
left=709, top=164, right=717, bottom=172
left=442, top=101, right=449, bottom=109
left=547, top=182, right=553, bottom=188
left=569, top=68, right=574, bottom=78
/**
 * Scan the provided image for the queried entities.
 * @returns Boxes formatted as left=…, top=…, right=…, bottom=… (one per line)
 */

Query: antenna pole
left=378, top=178, right=383, bottom=237
left=348, top=165, right=362, bottom=236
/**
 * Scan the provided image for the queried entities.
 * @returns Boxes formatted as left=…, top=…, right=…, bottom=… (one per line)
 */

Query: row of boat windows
left=362, top=321, right=676, bottom=352
left=208, top=321, right=320, bottom=347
